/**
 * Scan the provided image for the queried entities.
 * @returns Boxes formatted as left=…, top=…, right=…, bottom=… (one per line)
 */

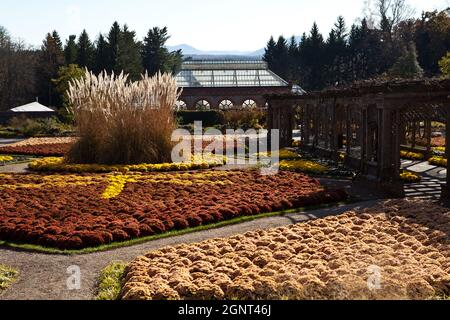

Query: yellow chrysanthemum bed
left=400, top=170, right=421, bottom=183
left=429, top=156, right=447, bottom=168
left=28, top=155, right=227, bottom=174
left=278, top=159, right=329, bottom=174
left=255, top=148, right=301, bottom=160
left=0, top=155, right=14, bottom=162
left=400, top=151, right=424, bottom=161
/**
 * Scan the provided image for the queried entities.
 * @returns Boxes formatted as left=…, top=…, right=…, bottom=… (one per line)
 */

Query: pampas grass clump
left=67, top=70, right=180, bottom=165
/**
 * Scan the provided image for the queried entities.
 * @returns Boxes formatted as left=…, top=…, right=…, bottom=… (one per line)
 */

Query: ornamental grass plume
left=67, top=70, right=181, bottom=165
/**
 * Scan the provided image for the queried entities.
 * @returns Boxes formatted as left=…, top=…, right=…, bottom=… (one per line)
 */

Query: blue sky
left=0, top=0, right=448, bottom=50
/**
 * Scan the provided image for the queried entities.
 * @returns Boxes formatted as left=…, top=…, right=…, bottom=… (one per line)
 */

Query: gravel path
left=0, top=200, right=381, bottom=300
left=0, top=163, right=30, bottom=173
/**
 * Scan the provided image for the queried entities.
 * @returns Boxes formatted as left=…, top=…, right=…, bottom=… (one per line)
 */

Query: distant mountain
left=167, top=36, right=301, bottom=58
left=167, top=44, right=265, bottom=57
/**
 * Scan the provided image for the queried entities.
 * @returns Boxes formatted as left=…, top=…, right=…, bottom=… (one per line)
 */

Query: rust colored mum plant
left=67, top=71, right=181, bottom=165
left=0, top=170, right=347, bottom=250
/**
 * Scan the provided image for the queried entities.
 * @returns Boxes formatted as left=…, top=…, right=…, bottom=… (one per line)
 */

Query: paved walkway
left=402, top=160, right=446, bottom=201
left=0, top=138, right=24, bottom=146
left=0, top=163, right=30, bottom=173
left=0, top=200, right=381, bottom=300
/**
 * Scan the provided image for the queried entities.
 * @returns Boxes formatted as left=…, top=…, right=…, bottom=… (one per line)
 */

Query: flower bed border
left=0, top=200, right=350, bottom=255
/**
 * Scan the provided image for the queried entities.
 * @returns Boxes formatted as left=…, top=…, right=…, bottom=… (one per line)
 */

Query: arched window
left=218, top=100, right=234, bottom=110
left=242, top=99, right=257, bottom=109
left=175, top=100, right=187, bottom=111
left=195, top=100, right=211, bottom=110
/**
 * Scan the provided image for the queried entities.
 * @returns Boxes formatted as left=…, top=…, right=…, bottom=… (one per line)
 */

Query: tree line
left=264, top=2, right=450, bottom=91
left=0, top=22, right=182, bottom=111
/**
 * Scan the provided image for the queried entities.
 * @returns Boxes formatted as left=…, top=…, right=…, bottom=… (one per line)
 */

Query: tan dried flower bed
left=121, top=199, right=450, bottom=300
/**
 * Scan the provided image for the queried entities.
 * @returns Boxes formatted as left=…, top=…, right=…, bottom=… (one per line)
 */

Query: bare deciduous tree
left=364, top=0, right=415, bottom=33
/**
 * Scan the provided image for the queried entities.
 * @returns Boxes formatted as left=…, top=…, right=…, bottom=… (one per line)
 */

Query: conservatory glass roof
left=176, top=59, right=289, bottom=88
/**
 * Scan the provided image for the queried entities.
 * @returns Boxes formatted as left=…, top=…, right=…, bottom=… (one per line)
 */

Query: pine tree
left=52, top=30, right=63, bottom=53
left=64, top=35, right=78, bottom=65
left=263, top=36, right=277, bottom=71
left=142, top=27, right=180, bottom=76
left=288, top=36, right=299, bottom=82
left=302, top=23, right=325, bottom=90
left=274, top=36, right=289, bottom=80
left=38, top=32, right=65, bottom=106
left=107, top=22, right=122, bottom=73
left=325, top=16, right=349, bottom=86
left=117, top=25, right=143, bottom=79
left=93, top=34, right=109, bottom=74
left=76, top=30, right=94, bottom=69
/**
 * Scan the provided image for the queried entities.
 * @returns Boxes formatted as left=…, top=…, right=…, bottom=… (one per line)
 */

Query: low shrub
left=0, top=264, right=19, bottom=290
left=279, top=159, right=329, bottom=175
left=0, top=156, right=13, bottom=162
left=177, top=110, right=225, bottom=127
left=96, top=262, right=126, bottom=300
left=223, top=109, right=266, bottom=130
left=255, top=149, right=301, bottom=160
left=429, top=156, right=447, bottom=167
left=400, top=151, right=424, bottom=161
left=400, top=170, right=421, bottom=183
left=8, top=116, right=73, bottom=138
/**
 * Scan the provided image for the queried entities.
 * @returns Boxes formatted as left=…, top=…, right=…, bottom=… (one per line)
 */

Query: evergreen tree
left=142, top=26, right=181, bottom=76
left=37, top=32, right=65, bottom=106
left=388, top=43, right=424, bottom=78
left=263, top=36, right=277, bottom=71
left=93, top=34, right=109, bottom=74
left=273, top=36, right=289, bottom=80
left=300, top=23, right=325, bottom=90
left=107, top=22, right=122, bottom=73
left=325, top=16, right=348, bottom=86
left=64, top=35, right=78, bottom=65
left=76, top=30, right=94, bottom=69
left=52, top=30, right=63, bottom=53
left=52, top=64, right=85, bottom=108
left=117, top=25, right=143, bottom=79
left=288, top=36, right=300, bottom=82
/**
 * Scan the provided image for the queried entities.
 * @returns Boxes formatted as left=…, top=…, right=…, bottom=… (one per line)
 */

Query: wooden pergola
left=267, top=78, right=450, bottom=198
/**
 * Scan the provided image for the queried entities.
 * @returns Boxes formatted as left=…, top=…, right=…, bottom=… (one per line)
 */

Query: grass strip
left=95, top=262, right=127, bottom=300
left=0, top=265, right=19, bottom=290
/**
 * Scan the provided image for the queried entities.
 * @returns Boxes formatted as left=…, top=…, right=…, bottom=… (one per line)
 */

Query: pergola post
left=426, top=120, right=432, bottom=159
left=442, top=110, right=450, bottom=201
left=313, top=102, right=319, bottom=148
left=393, top=110, right=401, bottom=180
left=346, top=105, right=351, bottom=158
left=304, top=105, right=310, bottom=146
left=330, top=100, right=339, bottom=160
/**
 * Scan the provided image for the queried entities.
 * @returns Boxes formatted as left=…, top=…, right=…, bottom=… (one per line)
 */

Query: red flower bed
left=0, top=143, right=71, bottom=156
left=0, top=171, right=347, bottom=250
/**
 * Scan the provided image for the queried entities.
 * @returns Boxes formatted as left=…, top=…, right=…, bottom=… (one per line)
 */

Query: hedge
left=176, top=111, right=225, bottom=127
